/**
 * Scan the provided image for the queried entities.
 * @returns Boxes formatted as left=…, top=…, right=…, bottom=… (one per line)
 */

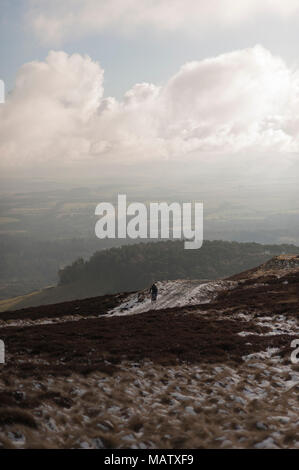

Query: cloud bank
left=1, top=46, right=299, bottom=174
left=28, top=0, right=299, bottom=45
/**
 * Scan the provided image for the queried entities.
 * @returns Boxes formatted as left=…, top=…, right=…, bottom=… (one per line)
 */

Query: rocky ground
left=0, top=255, right=298, bottom=448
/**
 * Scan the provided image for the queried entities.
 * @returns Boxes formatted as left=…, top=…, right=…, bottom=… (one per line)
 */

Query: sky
left=0, top=0, right=299, bottom=201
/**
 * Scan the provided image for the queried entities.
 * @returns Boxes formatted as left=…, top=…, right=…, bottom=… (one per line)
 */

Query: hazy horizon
left=1, top=1, right=299, bottom=244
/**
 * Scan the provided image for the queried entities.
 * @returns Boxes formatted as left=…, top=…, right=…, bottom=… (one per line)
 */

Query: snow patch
left=107, top=279, right=236, bottom=317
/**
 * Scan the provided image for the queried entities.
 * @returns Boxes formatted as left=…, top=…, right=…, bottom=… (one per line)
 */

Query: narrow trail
left=107, top=279, right=236, bottom=317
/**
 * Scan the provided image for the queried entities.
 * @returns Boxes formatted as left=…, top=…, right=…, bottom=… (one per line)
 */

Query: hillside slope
left=0, top=255, right=298, bottom=449
left=3, top=240, right=299, bottom=312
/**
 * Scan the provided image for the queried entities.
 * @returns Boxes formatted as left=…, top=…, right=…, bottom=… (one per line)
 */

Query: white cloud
left=27, top=0, right=299, bottom=45
left=1, top=45, right=299, bottom=175
left=0, top=51, right=104, bottom=168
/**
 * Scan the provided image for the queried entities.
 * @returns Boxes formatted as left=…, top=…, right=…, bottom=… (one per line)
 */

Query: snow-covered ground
left=107, top=279, right=236, bottom=317
left=0, top=314, right=99, bottom=329
left=2, top=355, right=298, bottom=449
left=238, top=314, right=299, bottom=337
